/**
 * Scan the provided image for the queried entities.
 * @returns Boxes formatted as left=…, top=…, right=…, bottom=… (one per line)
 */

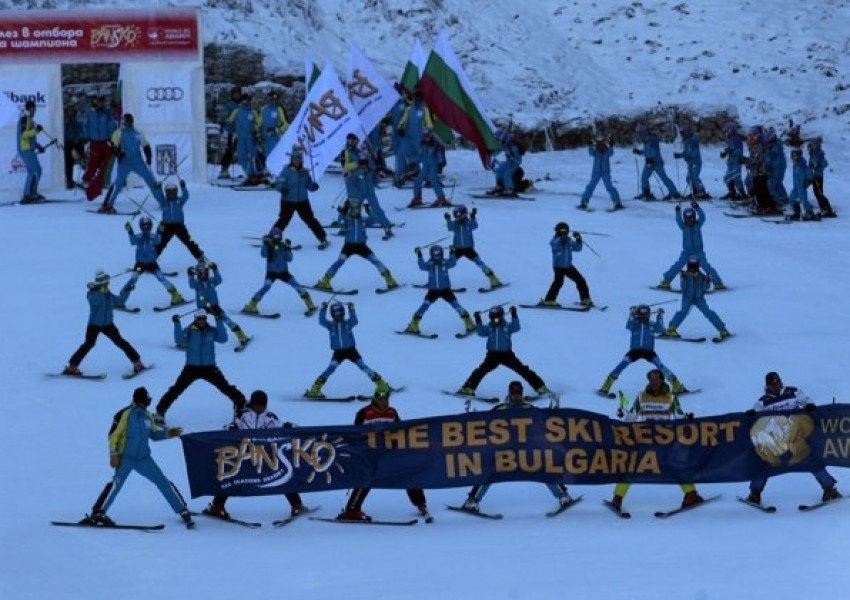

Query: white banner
left=347, top=44, right=397, bottom=138
left=135, top=67, right=193, bottom=128
left=266, top=64, right=363, bottom=180
left=0, top=92, right=16, bottom=128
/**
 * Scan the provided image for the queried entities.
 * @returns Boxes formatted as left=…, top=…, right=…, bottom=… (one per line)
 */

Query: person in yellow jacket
left=609, top=369, right=704, bottom=512
left=81, top=387, right=195, bottom=528
left=17, top=100, right=46, bottom=202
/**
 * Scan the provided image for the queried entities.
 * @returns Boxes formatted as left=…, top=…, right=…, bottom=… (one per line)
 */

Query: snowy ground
left=2, top=143, right=849, bottom=598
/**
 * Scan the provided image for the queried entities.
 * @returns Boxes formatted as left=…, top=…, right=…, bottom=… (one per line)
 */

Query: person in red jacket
left=336, top=388, right=429, bottom=521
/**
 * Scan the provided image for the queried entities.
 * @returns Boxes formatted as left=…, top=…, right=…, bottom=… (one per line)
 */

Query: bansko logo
left=91, top=25, right=141, bottom=49
left=146, top=87, right=184, bottom=102
left=750, top=414, right=814, bottom=467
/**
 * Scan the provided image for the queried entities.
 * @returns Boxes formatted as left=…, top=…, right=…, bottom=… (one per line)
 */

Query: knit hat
left=765, top=371, right=781, bottom=386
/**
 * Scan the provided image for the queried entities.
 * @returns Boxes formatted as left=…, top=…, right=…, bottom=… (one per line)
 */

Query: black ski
left=596, top=390, right=616, bottom=399
left=799, top=497, right=844, bottom=512
left=304, top=286, right=358, bottom=296
left=478, top=283, right=510, bottom=294
left=395, top=203, right=454, bottom=212
left=657, top=335, right=708, bottom=343
left=310, top=516, right=418, bottom=526
left=712, top=334, right=733, bottom=343
left=375, top=284, right=405, bottom=294
left=52, top=520, right=164, bottom=531
left=576, top=205, right=595, bottom=212
left=239, top=310, right=281, bottom=319
left=545, top=496, right=584, bottom=517
left=86, top=208, right=141, bottom=217
left=649, top=285, right=682, bottom=293
left=736, top=496, right=776, bottom=513
left=413, top=284, right=467, bottom=292
left=301, top=393, right=370, bottom=402
left=272, top=506, right=321, bottom=527
left=250, top=243, right=304, bottom=250
left=519, top=303, right=590, bottom=312
left=602, top=499, right=632, bottom=519
left=122, top=363, right=154, bottom=380
left=442, top=390, right=500, bottom=403
left=47, top=372, right=107, bottom=381
left=445, top=505, right=504, bottom=519
left=574, top=302, right=608, bottom=312
left=197, top=510, right=262, bottom=528
left=396, top=330, right=439, bottom=339
left=1, top=198, right=81, bottom=208
left=234, top=337, right=254, bottom=353
left=153, top=300, right=193, bottom=312
left=454, top=329, right=476, bottom=339
left=606, top=205, right=627, bottom=213
left=467, top=193, right=536, bottom=201
left=654, top=494, right=721, bottom=518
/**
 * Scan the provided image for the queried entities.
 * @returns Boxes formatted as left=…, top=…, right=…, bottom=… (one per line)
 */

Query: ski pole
left=174, top=306, right=200, bottom=320
left=634, top=156, right=640, bottom=197
left=126, top=195, right=155, bottom=221
left=581, top=238, right=600, bottom=258
left=575, top=230, right=612, bottom=237
left=161, top=156, right=188, bottom=183
left=647, top=299, right=677, bottom=307
left=414, top=236, right=449, bottom=252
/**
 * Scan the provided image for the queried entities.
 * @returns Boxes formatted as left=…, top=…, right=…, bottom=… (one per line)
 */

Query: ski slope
left=2, top=142, right=849, bottom=598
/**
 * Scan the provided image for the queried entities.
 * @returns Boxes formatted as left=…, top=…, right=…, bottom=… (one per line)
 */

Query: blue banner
left=180, top=405, right=850, bottom=498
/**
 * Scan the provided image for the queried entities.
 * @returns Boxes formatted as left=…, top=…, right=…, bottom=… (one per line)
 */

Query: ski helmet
left=196, top=261, right=209, bottom=277
left=194, top=308, right=208, bottom=320
left=94, top=269, right=110, bottom=285
left=329, top=302, right=345, bottom=319
left=687, top=255, right=700, bottom=270
left=489, top=305, right=505, bottom=321
left=133, top=386, right=152, bottom=406
left=555, top=221, right=569, bottom=235
left=429, top=245, right=444, bottom=260
left=269, top=227, right=283, bottom=241
left=249, top=390, right=268, bottom=407
left=374, top=387, right=391, bottom=404
left=765, top=371, right=781, bottom=387
left=683, top=208, right=696, bottom=221
left=24, top=99, right=36, bottom=111
left=508, top=380, right=524, bottom=397
left=290, top=146, right=304, bottom=162
left=636, top=304, right=651, bottom=319
left=646, top=368, right=665, bottom=383
left=164, top=183, right=178, bottom=199
left=139, top=217, right=153, bottom=231
left=452, top=204, right=468, bottom=219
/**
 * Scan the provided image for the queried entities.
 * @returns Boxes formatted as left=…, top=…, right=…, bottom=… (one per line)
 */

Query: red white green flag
left=418, top=32, right=499, bottom=167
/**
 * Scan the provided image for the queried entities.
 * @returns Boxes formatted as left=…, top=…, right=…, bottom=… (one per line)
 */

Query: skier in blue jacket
left=402, top=245, right=476, bottom=335
left=100, top=114, right=164, bottom=214
left=541, top=222, right=593, bottom=307
left=445, top=204, right=504, bottom=288
left=314, top=198, right=398, bottom=292
left=673, top=125, right=709, bottom=199
left=633, top=127, right=679, bottom=200
left=119, top=217, right=185, bottom=307
left=227, top=94, right=264, bottom=185
left=346, top=152, right=393, bottom=238
left=409, top=128, right=448, bottom=207
left=657, top=202, right=725, bottom=290
left=598, top=304, right=687, bottom=395
left=242, top=227, right=315, bottom=316
left=259, top=90, right=289, bottom=159
left=273, top=147, right=329, bottom=249
left=306, top=302, right=389, bottom=398
left=153, top=180, right=205, bottom=261
left=457, top=306, right=551, bottom=397
left=63, top=270, right=144, bottom=376
left=489, top=130, right=524, bottom=197
left=155, top=309, right=247, bottom=422
left=188, top=261, right=250, bottom=348
left=765, top=128, right=788, bottom=206
left=787, top=149, right=817, bottom=221
left=391, top=84, right=414, bottom=187
left=580, top=135, right=622, bottom=210
left=82, top=386, right=194, bottom=528
left=661, top=256, right=731, bottom=339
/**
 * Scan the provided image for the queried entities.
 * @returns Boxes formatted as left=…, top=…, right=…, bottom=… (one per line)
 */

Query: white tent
left=0, top=8, right=206, bottom=195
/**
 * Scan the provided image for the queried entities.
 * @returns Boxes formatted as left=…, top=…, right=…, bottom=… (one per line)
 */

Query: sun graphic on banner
left=299, top=434, right=351, bottom=485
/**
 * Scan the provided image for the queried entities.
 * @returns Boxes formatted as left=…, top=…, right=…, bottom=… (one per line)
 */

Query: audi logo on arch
left=146, top=87, right=184, bottom=102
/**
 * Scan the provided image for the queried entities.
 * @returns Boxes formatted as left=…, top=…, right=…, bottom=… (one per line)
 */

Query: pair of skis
left=603, top=495, right=722, bottom=519
left=657, top=334, right=733, bottom=344
left=115, top=300, right=193, bottom=314
left=301, top=386, right=406, bottom=402
left=519, top=302, right=608, bottom=312
left=47, top=363, right=155, bottom=382
left=445, top=496, right=583, bottom=520
left=737, top=495, right=845, bottom=513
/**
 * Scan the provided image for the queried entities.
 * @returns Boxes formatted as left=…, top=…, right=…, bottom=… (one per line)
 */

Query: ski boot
left=318, top=238, right=330, bottom=250
left=169, top=288, right=186, bottom=306
left=306, top=377, right=326, bottom=399
left=404, top=316, right=422, bottom=334
left=203, top=502, right=230, bottom=519
left=180, top=509, right=196, bottom=528
left=462, top=313, right=476, bottom=333
left=232, top=326, right=250, bottom=345
left=486, top=271, right=504, bottom=288
left=242, top=299, right=259, bottom=314
left=408, top=197, right=424, bottom=208
left=432, top=196, right=450, bottom=207
left=337, top=509, right=371, bottom=521
left=461, top=497, right=480, bottom=512
left=662, top=327, right=680, bottom=338
left=301, top=292, right=315, bottom=312
left=682, top=491, right=704, bottom=508
left=558, top=492, right=574, bottom=508
left=598, top=375, right=617, bottom=395
left=382, top=271, right=399, bottom=289
left=670, top=377, right=689, bottom=394
left=456, top=386, right=476, bottom=397
left=610, top=494, right=624, bottom=510
left=132, top=361, right=146, bottom=374
left=656, top=279, right=672, bottom=290
left=536, top=385, right=553, bottom=395
left=746, top=490, right=762, bottom=505
left=580, top=298, right=594, bottom=307
left=717, top=329, right=732, bottom=340
left=822, top=486, right=842, bottom=502
left=540, top=299, right=559, bottom=307
left=713, top=282, right=728, bottom=291
left=62, top=364, right=81, bottom=376
left=314, top=274, right=333, bottom=291
left=83, top=510, right=115, bottom=526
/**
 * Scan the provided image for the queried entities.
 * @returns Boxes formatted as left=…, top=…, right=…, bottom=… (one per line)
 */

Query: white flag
left=0, top=92, right=18, bottom=128
left=346, top=44, right=397, bottom=137
left=266, top=63, right=363, bottom=180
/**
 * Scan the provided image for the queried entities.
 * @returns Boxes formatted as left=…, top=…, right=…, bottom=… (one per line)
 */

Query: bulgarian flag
left=400, top=40, right=453, bottom=145
left=418, top=32, right=499, bottom=167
